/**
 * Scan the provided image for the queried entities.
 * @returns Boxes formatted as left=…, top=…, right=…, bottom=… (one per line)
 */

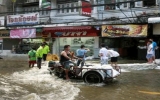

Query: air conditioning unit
left=135, top=1, right=143, bottom=7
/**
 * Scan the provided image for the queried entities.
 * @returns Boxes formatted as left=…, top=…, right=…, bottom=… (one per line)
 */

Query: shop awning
left=43, top=26, right=92, bottom=31
left=148, top=17, right=160, bottom=23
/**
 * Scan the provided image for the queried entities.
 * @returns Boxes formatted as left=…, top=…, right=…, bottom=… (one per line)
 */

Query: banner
left=10, top=29, right=36, bottom=38
left=0, top=17, right=4, bottom=26
left=7, top=13, right=39, bottom=26
left=39, top=0, right=51, bottom=9
left=79, top=1, right=92, bottom=17
left=102, top=25, right=148, bottom=37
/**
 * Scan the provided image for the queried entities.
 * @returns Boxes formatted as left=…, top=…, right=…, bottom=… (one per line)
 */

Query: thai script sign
left=51, top=31, right=98, bottom=37
left=10, top=29, right=36, bottom=38
left=102, top=25, right=148, bottom=37
left=0, top=16, right=4, bottom=26
left=7, top=13, right=39, bottom=26
left=79, top=1, right=92, bottom=17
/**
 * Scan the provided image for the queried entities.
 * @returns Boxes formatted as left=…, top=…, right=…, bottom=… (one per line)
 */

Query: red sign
left=50, top=31, right=98, bottom=37
left=43, top=26, right=100, bottom=37
left=80, top=1, right=92, bottom=17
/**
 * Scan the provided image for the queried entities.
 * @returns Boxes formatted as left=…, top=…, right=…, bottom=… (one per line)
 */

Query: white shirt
left=147, top=44, right=153, bottom=54
left=99, top=48, right=108, bottom=59
left=107, top=50, right=120, bottom=57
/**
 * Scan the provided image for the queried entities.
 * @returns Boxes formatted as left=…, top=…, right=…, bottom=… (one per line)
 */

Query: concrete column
left=50, top=0, right=57, bottom=21
left=92, top=0, right=98, bottom=19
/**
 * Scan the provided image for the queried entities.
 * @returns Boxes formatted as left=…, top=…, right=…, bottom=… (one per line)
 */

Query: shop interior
left=59, top=37, right=95, bottom=56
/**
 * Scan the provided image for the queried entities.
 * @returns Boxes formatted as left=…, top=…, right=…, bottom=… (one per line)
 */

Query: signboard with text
left=51, top=31, right=99, bottom=37
left=7, top=13, right=39, bottom=26
left=0, top=16, right=4, bottom=26
left=79, top=1, right=92, bottom=17
left=102, top=25, right=148, bottom=37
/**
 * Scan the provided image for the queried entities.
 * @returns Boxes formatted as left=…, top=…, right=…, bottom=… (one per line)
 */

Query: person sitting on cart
left=60, top=45, right=80, bottom=80
left=76, top=45, right=90, bottom=67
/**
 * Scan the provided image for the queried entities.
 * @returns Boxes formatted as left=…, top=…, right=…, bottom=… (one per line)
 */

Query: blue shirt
left=76, top=49, right=87, bottom=58
left=152, top=42, right=157, bottom=50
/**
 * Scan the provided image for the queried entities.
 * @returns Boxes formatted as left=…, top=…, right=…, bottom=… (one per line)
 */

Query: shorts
left=61, top=61, right=76, bottom=69
left=29, top=60, right=36, bottom=64
left=146, top=54, right=152, bottom=59
left=111, top=57, right=118, bottom=62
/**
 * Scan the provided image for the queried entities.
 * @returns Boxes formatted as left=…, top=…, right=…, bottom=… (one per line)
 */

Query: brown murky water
left=0, top=60, right=160, bottom=100
left=76, top=70, right=160, bottom=100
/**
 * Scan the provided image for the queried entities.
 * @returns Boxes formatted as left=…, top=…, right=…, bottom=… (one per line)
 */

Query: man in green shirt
left=28, top=47, right=36, bottom=68
left=43, top=42, right=50, bottom=61
left=36, top=44, right=45, bottom=69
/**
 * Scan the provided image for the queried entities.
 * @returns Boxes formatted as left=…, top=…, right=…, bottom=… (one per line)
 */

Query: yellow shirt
left=43, top=45, right=50, bottom=54
left=36, top=46, right=44, bottom=58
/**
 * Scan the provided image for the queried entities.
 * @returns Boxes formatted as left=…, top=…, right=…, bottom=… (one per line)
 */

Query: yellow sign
left=102, top=25, right=148, bottom=37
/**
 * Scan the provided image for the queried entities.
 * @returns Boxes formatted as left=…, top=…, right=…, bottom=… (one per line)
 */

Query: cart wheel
left=83, top=71, right=102, bottom=84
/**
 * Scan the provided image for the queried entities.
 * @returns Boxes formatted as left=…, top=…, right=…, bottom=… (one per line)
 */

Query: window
left=62, top=4, right=65, bottom=13
left=75, top=2, right=79, bottom=12
left=57, top=5, right=60, bottom=13
left=66, top=4, right=70, bottom=13
left=57, top=2, right=79, bottom=14
left=71, top=3, right=74, bottom=12
left=143, top=0, right=156, bottom=7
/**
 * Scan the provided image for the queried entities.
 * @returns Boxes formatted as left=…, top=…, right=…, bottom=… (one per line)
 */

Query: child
left=28, top=47, right=36, bottom=68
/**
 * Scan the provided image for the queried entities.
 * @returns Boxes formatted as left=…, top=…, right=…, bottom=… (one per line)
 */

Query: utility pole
left=11, top=0, right=16, bottom=14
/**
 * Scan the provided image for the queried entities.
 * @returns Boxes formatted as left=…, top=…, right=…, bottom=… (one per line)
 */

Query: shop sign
left=79, top=1, right=92, bottom=17
left=51, top=31, right=98, bottom=37
left=7, top=13, right=39, bottom=26
left=0, top=16, right=4, bottom=26
left=0, top=30, right=10, bottom=38
left=10, top=28, right=36, bottom=38
left=102, top=25, right=148, bottom=37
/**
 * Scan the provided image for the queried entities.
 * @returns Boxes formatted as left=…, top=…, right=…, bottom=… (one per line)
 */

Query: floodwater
left=0, top=62, right=160, bottom=100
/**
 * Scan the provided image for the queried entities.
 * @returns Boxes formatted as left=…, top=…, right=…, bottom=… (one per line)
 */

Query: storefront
left=101, top=24, right=148, bottom=60
left=43, top=26, right=101, bottom=57
left=148, top=17, right=160, bottom=59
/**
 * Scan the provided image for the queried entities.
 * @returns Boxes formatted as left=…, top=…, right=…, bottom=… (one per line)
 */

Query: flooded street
left=0, top=61, right=160, bottom=100
left=76, top=70, right=160, bottom=100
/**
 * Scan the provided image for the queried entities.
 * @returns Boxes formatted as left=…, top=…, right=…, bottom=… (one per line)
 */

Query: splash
left=0, top=64, right=80, bottom=100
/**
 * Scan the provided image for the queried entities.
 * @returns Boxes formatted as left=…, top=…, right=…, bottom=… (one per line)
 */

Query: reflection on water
left=0, top=63, right=160, bottom=100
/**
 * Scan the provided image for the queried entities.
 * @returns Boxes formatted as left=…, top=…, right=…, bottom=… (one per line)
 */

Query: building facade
left=0, top=0, right=160, bottom=59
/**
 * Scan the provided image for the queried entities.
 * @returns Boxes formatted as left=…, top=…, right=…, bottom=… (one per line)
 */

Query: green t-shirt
left=28, top=50, right=36, bottom=61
